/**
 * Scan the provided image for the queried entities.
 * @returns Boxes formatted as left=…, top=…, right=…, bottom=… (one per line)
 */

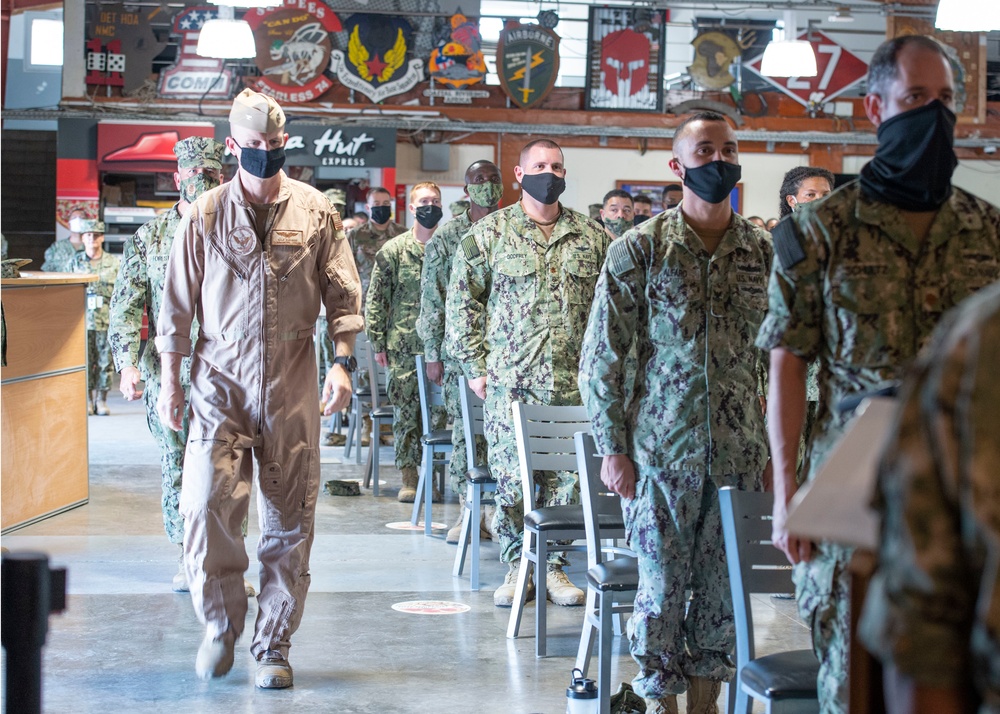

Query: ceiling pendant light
left=934, top=0, right=1000, bottom=31
left=760, top=11, right=817, bottom=78
left=196, top=5, right=257, bottom=59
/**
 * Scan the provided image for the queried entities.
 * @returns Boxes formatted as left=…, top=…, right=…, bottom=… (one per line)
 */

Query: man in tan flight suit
left=157, top=89, right=362, bottom=690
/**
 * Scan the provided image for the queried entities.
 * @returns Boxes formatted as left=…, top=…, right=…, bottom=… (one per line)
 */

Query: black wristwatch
left=333, top=355, right=357, bottom=374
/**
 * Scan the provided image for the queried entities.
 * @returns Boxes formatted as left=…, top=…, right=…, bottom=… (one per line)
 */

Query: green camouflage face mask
left=603, top=216, right=633, bottom=237
left=179, top=173, right=221, bottom=203
left=467, top=181, right=503, bottom=208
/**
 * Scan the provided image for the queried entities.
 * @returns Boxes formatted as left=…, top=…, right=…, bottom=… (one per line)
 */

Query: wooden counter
left=2, top=271, right=97, bottom=532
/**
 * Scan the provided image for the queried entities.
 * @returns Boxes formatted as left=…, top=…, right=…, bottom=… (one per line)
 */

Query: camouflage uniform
left=42, top=239, right=83, bottom=272
left=348, top=220, right=406, bottom=307
left=859, top=280, right=1000, bottom=709
left=108, top=206, right=196, bottom=544
left=366, top=230, right=435, bottom=470
left=446, top=202, right=610, bottom=564
left=417, top=212, right=486, bottom=493
left=580, top=209, right=771, bottom=698
left=756, top=182, right=1000, bottom=713
left=72, top=249, right=120, bottom=393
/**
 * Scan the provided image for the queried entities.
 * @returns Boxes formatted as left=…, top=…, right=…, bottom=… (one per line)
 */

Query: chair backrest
left=414, top=354, right=447, bottom=435
left=363, top=341, right=390, bottom=409
left=511, top=402, right=591, bottom=508
left=459, top=377, right=486, bottom=469
left=719, top=487, right=795, bottom=669
left=575, top=432, right=632, bottom=570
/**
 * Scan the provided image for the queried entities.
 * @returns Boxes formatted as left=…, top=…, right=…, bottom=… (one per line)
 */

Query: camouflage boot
left=398, top=466, right=418, bottom=503
left=685, top=677, right=721, bottom=714
left=95, top=390, right=110, bottom=416
left=171, top=545, right=189, bottom=592
left=644, top=696, right=679, bottom=714
left=446, top=495, right=467, bottom=544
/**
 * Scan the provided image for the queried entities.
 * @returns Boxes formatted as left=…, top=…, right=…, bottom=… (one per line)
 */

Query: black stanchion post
left=1, top=551, right=67, bottom=714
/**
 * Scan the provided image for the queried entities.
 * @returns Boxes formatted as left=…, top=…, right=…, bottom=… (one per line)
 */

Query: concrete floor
left=1, top=390, right=811, bottom=713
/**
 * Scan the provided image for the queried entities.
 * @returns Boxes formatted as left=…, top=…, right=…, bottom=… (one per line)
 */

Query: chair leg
left=576, top=588, right=597, bottom=674
left=363, top=425, right=374, bottom=490
left=344, top=403, right=356, bottom=458
left=370, top=418, right=382, bottom=497
left=453, top=484, right=473, bottom=578
left=734, top=681, right=753, bottom=714
left=355, top=405, right=367, bottom=465
left=422, top=447, right=434, bottom=535
left=506, top=538, right=534, bottom=639
left=411, top=446, right=428, bottom=526
left=469, top=485, right=483, bottom=591
left=598, top=590, right=614, bottom=714
left=535, top=534, right=548, bottom=657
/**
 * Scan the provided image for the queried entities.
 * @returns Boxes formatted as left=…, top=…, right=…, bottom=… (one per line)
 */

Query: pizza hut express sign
left=217, top=125, right=396, bottom=167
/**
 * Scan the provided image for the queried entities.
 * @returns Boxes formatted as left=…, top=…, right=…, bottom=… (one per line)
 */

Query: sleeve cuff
left=154, top=335, right=192, bottom=356
left=423, top=344, right=442, bottom=363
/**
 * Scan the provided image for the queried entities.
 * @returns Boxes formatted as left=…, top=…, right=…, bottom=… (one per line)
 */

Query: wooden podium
left=1, top=271, right=97, bottom=532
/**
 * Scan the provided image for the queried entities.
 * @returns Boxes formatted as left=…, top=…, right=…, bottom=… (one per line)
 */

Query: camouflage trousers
left=793, top=541, right=852, bottom=714
left=443, top=362, right=486, bottom=495
left=386, top=351, right=422, bottom=470
left=315, top=317, right=335, bottom=393
left=143, top=378, right=189, bottom=545
left=86, top=329, right=114, bottom=392
left=484, top=385, right=580, bottom=565
left=625, top=467, right=757, bottom=698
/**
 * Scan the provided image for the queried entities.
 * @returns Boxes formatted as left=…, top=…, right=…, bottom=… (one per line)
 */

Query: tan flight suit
left=156, top=173, right=362, bottom=659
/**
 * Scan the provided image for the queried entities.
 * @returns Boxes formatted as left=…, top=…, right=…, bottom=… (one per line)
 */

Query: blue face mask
left=234, top=140, right=285, bottom=179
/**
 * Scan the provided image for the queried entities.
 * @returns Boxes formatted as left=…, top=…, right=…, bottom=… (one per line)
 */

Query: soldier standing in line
left=417, top=159, right=503, bottom=543
left=108, top=136, right=255, bottom=597
left=580, top=111, right=772, bottom=714
left=446, top=139, right=610, bottom=609
left=759, top=35, right=1000, bottom=714
left=366, top=181, right=445, bottom=503
left=859, top=280, right=1000, bottom=711
left=71, top=219, right=120, bottom=416
left=43, top=205, right=88, bottom=272
left=632, top=194, right=654, bottom=225
left=348, top=185, right=406, bottom=303
left=599, top=188, right=634, bottom=238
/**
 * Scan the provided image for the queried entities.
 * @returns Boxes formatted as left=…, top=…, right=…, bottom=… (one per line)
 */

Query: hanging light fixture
left=196, top=5, right=257, bottom=59
left=827, top=7, right=856, bottom=23
left=934, top=0, right=1000, bottom=31
left=760, top=11, right=817, bottom=78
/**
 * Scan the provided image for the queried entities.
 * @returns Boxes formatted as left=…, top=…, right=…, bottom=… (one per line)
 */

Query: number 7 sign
left=746, top=30, right=868, bottom=107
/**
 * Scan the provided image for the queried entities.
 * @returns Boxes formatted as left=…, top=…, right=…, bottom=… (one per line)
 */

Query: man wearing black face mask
left=579, top=111, right=772, bottom=713
left=156, top=88, right=363, bottom=690
left=446, top=139, right=610, bottom=609
left=366, top=181, right=446, bottom=503
left=757, top=35, right=1000, bottom=714
left=347, top=186, right=406, bottom=309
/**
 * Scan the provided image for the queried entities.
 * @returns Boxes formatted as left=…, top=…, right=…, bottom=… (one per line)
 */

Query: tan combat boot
left=361, top=415, right=372, bottom=446
left=87, top=391, right=96, bottom=415
left=446, top=495, right=467, bottom=544
left=685, top=677, right=721, bottom=714
left=195, top=627, right=236, bottom=681
left=95, top=390, right=110, bottom=416
left=171, top=545, right=189, bottom=592
left=398, top=466, right=419, bottom=503
left=644, top=696, right=680, bottom=714
left=255, top=650, right=293, bottom=689
left=323, top=431, right=346, bottom=447
left=480, top=504, right=495, bottom=541
left=546, top=564, right=586, bottom=606
left=493, top=561, right=535, bottom=607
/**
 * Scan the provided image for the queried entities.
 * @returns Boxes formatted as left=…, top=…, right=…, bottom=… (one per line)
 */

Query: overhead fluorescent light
left=934, top=0, right=1000, bottom=31
left=827, top=7, right=855, bottom=23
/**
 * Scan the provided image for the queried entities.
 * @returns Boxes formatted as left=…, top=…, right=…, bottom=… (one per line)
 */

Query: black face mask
left=370, top=205, right=392, bottom=224
left=414, top=204, right=443, bottom=229
left=235, top=141, right=285, bottom=179
left=633, top=214, right=650, bottom=226
left=681, top=161, right=741, bottom=204
left=520, top=172, right=565, bottom=205
left=860, top=100, right=957, bottom=212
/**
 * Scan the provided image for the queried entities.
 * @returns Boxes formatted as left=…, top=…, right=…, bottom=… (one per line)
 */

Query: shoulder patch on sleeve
left=460, top=234, right=483, bottom=264
left=771, top=217, right=806, bottom=270
left=607, top=239, right=636, bottom=277
left=331, top=211, right=343, bottom=234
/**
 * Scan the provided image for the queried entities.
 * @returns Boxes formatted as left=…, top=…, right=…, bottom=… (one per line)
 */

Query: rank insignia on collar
left=329, top=15, right=425, bottom=104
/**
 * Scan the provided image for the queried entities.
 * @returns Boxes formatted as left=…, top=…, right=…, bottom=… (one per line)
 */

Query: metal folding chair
left=362, top=344, right=394, bottom=496
left=410, top=354, right=452, bottom=535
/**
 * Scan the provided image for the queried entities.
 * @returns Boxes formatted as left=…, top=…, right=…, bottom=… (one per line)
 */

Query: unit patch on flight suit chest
left=272, top=229, right=303, bottom=246
left=228, top=226, right=257, bottom=256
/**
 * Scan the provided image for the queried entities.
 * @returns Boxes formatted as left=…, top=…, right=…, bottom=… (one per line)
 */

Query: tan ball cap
left=229, top=88, right=286, bottom=134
